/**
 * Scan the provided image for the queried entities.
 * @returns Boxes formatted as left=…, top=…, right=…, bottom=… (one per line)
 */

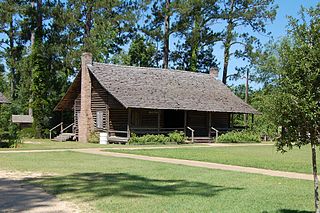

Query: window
left=96, top=111, right=104, bottom=129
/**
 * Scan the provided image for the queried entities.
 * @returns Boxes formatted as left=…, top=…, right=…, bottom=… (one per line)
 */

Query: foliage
left=219, top=0, right=278, bottom=84
left=217, top=130, right=261, bottom=143
left=172, top=0, right=219, bottom=72
left=111, top=35, right=158, bottom=67
left=129, top=131, right=186, bottom=145
left=18, top=128, right=37, bottom=139
left=88, top=132, right=100, bottom=144
left=0, top=104, right=21, bottom=148
left=256, top=5, right=320, bottom=211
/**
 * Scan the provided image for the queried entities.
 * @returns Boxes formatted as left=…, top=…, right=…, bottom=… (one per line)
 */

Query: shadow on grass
left=28, top=172, right=242, bottom=201
left=274, top=210, right=313, bottom=213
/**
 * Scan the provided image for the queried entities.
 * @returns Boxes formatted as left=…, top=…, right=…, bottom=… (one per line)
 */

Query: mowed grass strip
left=105, top=145, right=318, bottom=174
left=0, top=151, right=314, bottom=213
left=0, top=139, right=199, bottom=151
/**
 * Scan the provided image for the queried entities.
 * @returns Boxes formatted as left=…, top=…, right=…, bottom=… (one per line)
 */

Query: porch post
left=127, top=108, right=131, bottom=138
left=251, top=114, right=254, bottom=128
left=184, top=110, right=187, bottom=135
left=230, top=113, right=234, bottom=129
left=157, top=110, right=160, bottom=134
left=106, top=106, right=109, bottom=144
left=208, top=112, right=211, bottom=138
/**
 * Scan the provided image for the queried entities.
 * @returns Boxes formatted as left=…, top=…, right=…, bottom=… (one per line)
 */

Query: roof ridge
left=92, top=62, right=214, bottom=77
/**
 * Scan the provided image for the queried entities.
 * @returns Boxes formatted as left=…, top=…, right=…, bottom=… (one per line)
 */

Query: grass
left=105, top=145, right=318, bottom=174
left=0, top=151, right=314, bottom=212
left=0, top=139, right=200, bottom=151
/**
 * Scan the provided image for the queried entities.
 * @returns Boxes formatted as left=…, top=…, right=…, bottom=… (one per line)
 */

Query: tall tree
left=265, top=5, right=320, bottom=212
left=0, top=0, right=25, bottom=99
left=65, top=0, right=140, bottom=64
left=172, top=0, right=220, bottom=72
left=142, top=0, right=175, bottom=68
left=128, top=35, right=157, bottom=67
left=219, top=0, right=277, bottom=84
left=111, top=35, right=157, bottom=67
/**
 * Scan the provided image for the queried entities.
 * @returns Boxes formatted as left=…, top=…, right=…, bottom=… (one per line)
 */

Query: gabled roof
left=0, top=92, right=9, bottom=104
left=55, top=63, right=259, bottom=114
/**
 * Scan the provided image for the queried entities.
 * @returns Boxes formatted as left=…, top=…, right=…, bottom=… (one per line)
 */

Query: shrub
left=168, top=131, right=186, bottom=144
left=0, top=124, right=21, bottom=148
left=19, top=127, right=37, bottom=139
left=129, top=131, right=186, bottom=145
left=88, top=132, right=100, bottom=143
left=217, top=130, right=261, bottom=143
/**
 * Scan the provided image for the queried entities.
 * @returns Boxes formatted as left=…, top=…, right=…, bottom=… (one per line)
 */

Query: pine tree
left=172, top=0, right=219, bottom=72
left=219, top=0, right=277, bottom=84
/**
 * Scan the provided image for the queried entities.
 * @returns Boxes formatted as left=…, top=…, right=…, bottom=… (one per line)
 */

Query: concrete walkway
left=75, top=149, right=313, bottom=181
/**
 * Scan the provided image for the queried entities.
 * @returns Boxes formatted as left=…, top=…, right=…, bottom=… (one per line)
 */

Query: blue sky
left=224, top=0, right=319, bottom=88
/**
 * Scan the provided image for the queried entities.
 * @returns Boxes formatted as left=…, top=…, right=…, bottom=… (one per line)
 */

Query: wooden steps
left=187, top=137, right=213, bottom=143
left=108, top=136, right=129, bottom=144
left=53, top=133, right=76, bottom=142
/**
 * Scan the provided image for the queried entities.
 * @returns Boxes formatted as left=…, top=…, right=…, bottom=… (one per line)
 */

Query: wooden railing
left=49, top=122, right=63, bottom=140
left=210, top=127, right=219, bottom=143
left=61, top=123, right=74, bottom=134
left=186, top=126, right=194, bottom=143
left=130, top=127, right=184, bottom=135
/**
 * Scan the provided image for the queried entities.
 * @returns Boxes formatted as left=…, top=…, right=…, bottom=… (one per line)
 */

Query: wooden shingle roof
left=87, top=63, right=259, bottom=114
left=0, top=92, right=9, bottom=104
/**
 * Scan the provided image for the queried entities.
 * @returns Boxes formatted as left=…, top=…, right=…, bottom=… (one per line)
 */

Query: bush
left=217, top=130, right=261, bottom=143
left=0, top=124, right=21, bottom=148
left=129, top=131, right=186, bottom=145
left=19, top=127, right=37, bottom=139
left=88, top=132, right=99, bottom=143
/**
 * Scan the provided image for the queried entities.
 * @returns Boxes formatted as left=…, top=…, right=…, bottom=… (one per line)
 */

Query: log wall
left=211, top=112, right=230, bottom=129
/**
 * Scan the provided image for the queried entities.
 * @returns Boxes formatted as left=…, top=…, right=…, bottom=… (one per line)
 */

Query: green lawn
left=0, top=139, right=199, bottom=150
left=0, top=151, right=314, bottom=212
left=105, top=145, right=318, bottom=174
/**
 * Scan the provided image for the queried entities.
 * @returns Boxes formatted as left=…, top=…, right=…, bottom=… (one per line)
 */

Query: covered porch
left=106, top=108, right=254, bottom=143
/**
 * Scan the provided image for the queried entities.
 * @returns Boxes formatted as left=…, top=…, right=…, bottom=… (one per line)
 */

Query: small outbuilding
left=0, top=92, right=9, bottom=104
left=54, top=53, right=259, bottom=143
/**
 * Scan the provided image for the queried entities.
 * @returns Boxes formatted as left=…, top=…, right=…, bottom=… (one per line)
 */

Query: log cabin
left=54, top=53, right=259, bottom=143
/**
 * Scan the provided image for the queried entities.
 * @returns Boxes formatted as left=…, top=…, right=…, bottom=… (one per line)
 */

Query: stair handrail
left=61, top=123, right=74, bottom=134
left=187, top=126, right=195, bottom=143
left=49, top=122, right=63, bottom=140
left=211, top=127, right=219, bottom=142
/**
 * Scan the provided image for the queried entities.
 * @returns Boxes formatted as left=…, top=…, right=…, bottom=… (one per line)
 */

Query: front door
left=187, top=111, right=208, bottom=137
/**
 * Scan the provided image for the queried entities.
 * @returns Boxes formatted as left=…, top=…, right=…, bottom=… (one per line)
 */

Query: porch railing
left=210, top=127, right=219, bottom=143
left=186, top=126, right=194, bottom=143
left=61, top=123, right=74, bottom=133
left=49, top=122, right=63, bottom=140
left=130, top=127, right=184, bottom=135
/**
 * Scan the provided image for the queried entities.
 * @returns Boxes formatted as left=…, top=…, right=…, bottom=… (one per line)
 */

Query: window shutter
left=96, top=111, right=104, bottom=128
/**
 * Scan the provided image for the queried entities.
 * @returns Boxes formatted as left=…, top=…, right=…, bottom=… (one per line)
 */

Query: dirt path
left=0, top=171, right=79, bottom=213
left=75, top=149, right=313, bottom=181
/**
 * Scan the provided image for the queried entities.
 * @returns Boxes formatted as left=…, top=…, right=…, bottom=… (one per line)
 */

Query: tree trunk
left=36, top=0, right=43, bottom=40
left=244, top=69, right=249, bottom=125
left=222, top=0, right=235, bottom=84
left=84, top=3, right=93, bottom=50
left=311, top=142, right=320, bottom=213
left=9, top=15, right=15, bottom=99
left=222, top=21, right=233, bottom=84
left=163, top=0, right=170, bottom=69
left=190, top=13, right=201, bottom=72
